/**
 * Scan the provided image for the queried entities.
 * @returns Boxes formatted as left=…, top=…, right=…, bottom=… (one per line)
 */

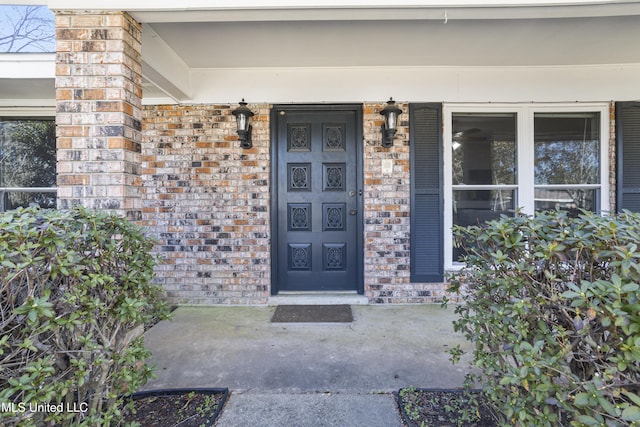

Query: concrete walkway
left=142, top=304, right=475, bottom=426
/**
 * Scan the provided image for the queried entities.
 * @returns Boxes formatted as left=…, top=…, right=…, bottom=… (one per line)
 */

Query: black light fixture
left=380, top=98, right=402, bottom=148
left=232, top=99, right=254, bottom=149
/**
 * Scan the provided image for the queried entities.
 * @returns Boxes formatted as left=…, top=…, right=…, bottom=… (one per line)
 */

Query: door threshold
left=269, top=292, right=368, bottom=306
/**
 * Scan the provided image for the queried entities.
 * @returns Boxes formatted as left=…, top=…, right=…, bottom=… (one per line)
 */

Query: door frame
left=270, top=104, right=364, bottom=295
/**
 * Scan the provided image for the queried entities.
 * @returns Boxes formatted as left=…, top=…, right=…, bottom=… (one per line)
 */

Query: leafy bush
left=448, top=210, right=640, bottom=426
left=0, top=206, right=171, bottom=426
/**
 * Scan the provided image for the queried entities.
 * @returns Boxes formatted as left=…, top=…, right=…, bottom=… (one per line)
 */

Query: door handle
left=349, top=209, right=357, bottom=216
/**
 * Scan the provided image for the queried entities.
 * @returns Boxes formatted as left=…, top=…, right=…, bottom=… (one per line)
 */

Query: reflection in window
left=446, top=105, right=608, bottom=268
left=452, top=113, right=516, bottom=186
left=534, top=189, right=596, bottom=214
left=451, top=113, right=517, bottom=261
left=534, top=113, right=600, bottom=215
left=453, top=189, right=515, bottom=261
left=0, top=119, right=56, bottom=211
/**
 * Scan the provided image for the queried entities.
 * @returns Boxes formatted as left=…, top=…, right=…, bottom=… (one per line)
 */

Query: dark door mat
left=271, top=305, right=353, bottom=323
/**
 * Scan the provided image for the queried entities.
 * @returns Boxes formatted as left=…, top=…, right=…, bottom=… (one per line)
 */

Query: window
left=444, top=104, right=609, bottom=267
left=0, top=117, right=56, bottom=211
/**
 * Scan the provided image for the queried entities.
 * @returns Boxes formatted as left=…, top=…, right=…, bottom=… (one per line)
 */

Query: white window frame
left=0, top=107, right=57, bottom=211
left=443, top=103, right=610, bottom=269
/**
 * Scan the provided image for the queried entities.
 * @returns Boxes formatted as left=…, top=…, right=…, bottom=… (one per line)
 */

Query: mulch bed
left=398, top=388, right=498, bottom=427
left=122, top=388, right=229, bottom=427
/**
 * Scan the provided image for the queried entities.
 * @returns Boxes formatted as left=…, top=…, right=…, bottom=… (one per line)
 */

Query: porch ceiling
left=145, top=16, right=640, bottom=69
left=136, top=3, right=640, bottom=103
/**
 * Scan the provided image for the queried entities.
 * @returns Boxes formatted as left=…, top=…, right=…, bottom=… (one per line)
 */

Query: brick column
left=55, top=11, right=143, bottom=220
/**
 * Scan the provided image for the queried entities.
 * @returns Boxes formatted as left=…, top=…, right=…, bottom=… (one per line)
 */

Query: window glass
left=445, top=105, right=607, bottom=268
left=534, top=113, right=600, bottom=185
left=534, top=112, right=600, bottom=215
left=452, top=113, right=517, bottom=185
left=451, top=113, right=517, bottom=262
left=534, top=188, right=596, bottom=213
left=453, top=189, right=515, bottom=260
left=0, top=119, right=56, bottom=210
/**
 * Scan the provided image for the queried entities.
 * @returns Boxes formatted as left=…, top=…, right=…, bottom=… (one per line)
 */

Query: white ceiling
left=147, top=16, right=640, bottom=69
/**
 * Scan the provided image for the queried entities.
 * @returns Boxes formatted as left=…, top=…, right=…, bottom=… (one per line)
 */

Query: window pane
left=0, top=119, right=56, bottom=188
left=2, top=191, right=56, bottom=211
left=452, top=113, right=516, bottom=185
left=534, top=188, right=597, bottom=215
left=453, top=189, right=515, bottom=261
left=534, top=113, right=600, bottom=185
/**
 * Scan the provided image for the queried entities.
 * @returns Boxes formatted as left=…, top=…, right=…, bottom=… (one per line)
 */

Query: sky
left=0, top=4, right=55, bottom=52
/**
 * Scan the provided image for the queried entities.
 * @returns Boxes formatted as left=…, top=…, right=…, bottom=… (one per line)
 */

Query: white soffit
left=147, top=16, right=640, bottom=68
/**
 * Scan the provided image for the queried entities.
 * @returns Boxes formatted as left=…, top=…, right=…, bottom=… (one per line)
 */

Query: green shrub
left=448, top=210, right=640, bottom=426
left=0, top=206, right=171, bottom=426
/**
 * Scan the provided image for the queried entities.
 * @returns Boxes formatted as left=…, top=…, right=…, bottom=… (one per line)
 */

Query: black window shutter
left=617, top=102, right=640, bottom=212
left=410, top=103, right=443, bottom=282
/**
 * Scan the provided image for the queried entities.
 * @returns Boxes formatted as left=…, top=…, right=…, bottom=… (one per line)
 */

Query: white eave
left=0, top=53, right=55, bottom=78
left=0, top=54, right=55, bottom=108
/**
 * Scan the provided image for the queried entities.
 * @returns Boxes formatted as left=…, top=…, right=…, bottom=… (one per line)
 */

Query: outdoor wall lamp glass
left=380, top=98, right=402, bottom=148
left=232, top=99, right=254, bottom=149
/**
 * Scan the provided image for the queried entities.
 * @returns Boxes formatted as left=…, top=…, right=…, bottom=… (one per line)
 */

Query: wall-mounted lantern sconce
left=380, top=98, right=402, bottom=148
left=232, top=99, right=255, bottom=149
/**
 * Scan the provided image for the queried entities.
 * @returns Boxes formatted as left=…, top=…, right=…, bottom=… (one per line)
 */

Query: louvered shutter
left=410, top=103, right=444, bottom=282
left=617, top=102, right=640, bottom=212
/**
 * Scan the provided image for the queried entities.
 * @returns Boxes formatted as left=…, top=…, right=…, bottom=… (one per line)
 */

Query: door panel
left=274, top=107, right=361, bottom=292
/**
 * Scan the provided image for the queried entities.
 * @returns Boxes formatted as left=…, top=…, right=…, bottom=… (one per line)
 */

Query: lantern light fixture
left=232, top=99, right=254, bottom=149
left=379, top=98, right=402, bottom=148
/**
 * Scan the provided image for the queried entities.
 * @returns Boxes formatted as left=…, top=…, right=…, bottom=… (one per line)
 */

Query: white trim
left=43, top=0, right=639, bottom=8
left=0, top=106, right=56, bottom=116
left=1, top=61, right=639, bottom=104
left=0, top=54, right=55, bottom=79
left=42, top=0, right=638, bottom=23
left=443, top=102, right=610, bottom=269
left=189, top=65, right=640, bottom=104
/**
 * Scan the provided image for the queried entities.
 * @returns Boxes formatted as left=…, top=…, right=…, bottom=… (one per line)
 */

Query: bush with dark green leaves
left=0, top=206, right=171, bottom=426
left=448, top=210, right=640, bottom=426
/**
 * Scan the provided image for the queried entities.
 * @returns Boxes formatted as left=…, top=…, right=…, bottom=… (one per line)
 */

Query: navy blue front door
left=273, top=105, right=362, bottom=292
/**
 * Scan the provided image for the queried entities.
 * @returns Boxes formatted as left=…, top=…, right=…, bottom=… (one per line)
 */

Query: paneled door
left=272, top=105, right=362, bottom=292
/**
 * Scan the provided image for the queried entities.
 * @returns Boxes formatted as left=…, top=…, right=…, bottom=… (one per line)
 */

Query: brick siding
left=55, top=11, right=143, bottom=220
left=141, top=104, right=271, bottom=304
left=141, top=102, right=450, bottom=304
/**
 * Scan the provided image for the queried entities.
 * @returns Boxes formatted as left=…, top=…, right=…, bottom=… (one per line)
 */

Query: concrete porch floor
left=142, top=304, right=476, bottom=426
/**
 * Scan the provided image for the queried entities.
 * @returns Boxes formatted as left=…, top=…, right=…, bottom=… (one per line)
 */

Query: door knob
left=349, top=191, right=356, bottom=197
left=349, top=209, right=357, bottom=215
